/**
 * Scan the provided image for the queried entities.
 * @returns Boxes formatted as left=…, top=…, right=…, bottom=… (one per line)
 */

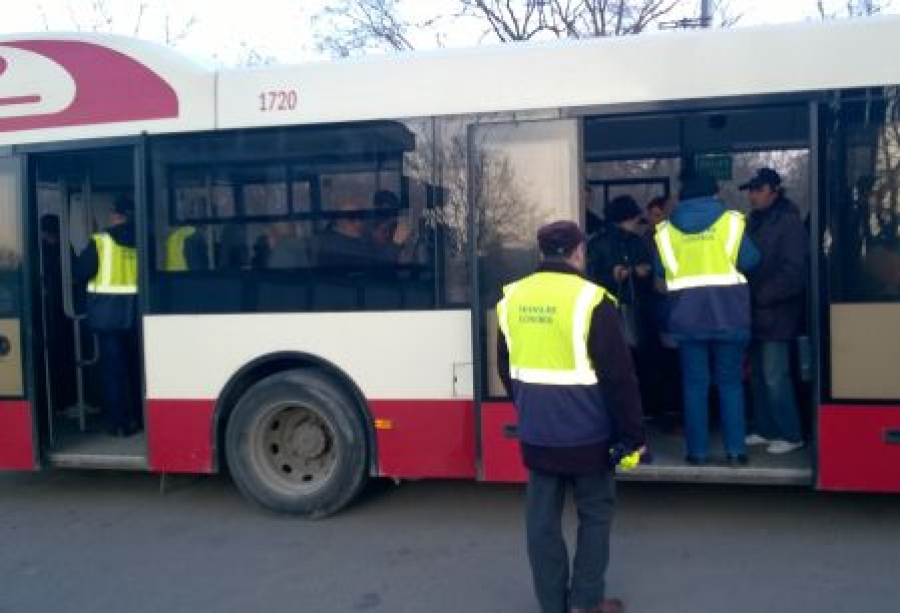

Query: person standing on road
left=740, top=168, right=808, bottom=454
left=496, top=220, right=645, bottom=613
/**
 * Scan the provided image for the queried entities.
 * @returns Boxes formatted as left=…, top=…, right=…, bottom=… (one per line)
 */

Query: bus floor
left=620, top=427, right=813, bottom=486
left=46, top=412, right=147, bottom=471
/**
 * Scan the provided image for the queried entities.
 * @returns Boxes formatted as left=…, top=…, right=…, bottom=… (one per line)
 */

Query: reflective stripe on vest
left=654, top=211, right=747, bottom=292
left=165, top=226, right=195, bottom=271
left=497, top=272, right=606, bottom=386
left=87, top=233, right=137, bottom=294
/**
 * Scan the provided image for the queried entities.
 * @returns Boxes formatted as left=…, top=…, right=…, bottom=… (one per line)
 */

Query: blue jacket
left=654, top=196, right=760, bottom=341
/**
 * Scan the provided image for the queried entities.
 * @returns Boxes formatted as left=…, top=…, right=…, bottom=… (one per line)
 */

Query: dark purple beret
left=537, top=220, right=585, bottom=256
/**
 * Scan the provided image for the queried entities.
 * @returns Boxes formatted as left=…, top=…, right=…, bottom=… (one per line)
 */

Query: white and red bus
left=1, top=18, right=899, bottom=516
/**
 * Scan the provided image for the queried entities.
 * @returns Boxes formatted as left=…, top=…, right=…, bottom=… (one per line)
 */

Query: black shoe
left=685, top=455, right=708, bottom=466
left=726, top=453, right=748, bottom=467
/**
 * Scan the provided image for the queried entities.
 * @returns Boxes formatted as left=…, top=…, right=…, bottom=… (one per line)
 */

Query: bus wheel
left=225, top=369, right=368, bottom=517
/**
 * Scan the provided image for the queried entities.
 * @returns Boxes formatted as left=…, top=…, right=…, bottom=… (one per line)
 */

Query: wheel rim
left=252, top=402, right=339, bottom=494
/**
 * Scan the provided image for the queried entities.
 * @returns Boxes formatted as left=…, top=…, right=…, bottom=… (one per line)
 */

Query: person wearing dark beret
left=496, top=219, right=645, bottom=613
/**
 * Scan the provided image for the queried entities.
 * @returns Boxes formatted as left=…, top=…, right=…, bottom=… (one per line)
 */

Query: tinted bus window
left=827, top=89, right=900, bottom=302
left=148, top=120, right=452, bottom=313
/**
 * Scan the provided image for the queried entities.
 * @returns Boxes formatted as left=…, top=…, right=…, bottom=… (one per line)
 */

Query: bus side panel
left=818, top=405, right=900, bottom=492
left=0, top=400, right=36, bottom=470
left=370, top=400, right=476, bottom=479
left=480, top=401, right=527, bottom=483
left=146, top=399, right=215, bottom=473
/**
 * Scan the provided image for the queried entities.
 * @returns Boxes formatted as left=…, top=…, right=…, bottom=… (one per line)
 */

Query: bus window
left=147, top=120, right=449, bottom=314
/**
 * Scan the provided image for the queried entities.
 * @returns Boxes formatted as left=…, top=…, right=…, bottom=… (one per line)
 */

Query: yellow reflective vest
left=164, top=226, right=196, bottom=272
left=87, top=233, right=137, bottom=295
left=653, top=210, right=751, bottom=337
left=498, top=272, right=607, bottom=385
left=654, top=210, right=748, bottom=292
left=496, top=270, right=614, bottom=447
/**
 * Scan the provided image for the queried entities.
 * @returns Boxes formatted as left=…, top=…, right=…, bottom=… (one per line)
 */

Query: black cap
left=537, top=220, right=584, bottom=256
left=739, top=168, right=782, bottom=191
left=605, top=195, right=643, bottom=224
left=679, top=173, right=719, bottom=200
left=113, top=195, right=134, bottom=216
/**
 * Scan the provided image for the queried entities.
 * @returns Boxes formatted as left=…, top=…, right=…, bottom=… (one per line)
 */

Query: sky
left=0, top=0, right=897, bottom=66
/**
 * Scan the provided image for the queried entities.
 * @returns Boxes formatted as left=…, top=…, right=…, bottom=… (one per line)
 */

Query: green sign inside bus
left=695, top=154, right=733, bottom=181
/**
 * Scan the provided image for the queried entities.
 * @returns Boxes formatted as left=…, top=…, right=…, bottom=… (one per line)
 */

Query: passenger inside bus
left=642, top=195, right=683, bottom=433
left=164, top=225, right=209, bottom=271
left=369, top=189, right=413, bottom=263
left=741, top=167, right=808, bottom=455
left=654, top=173, right=760, bottom=466
left=267, top=221, right=312, bottom=268
left=316, top=200, right=372, bottom=267
left=39, top=214, right=76, bottom=415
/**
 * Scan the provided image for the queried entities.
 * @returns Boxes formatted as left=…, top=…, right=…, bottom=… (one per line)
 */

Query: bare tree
left=313, top=0, right=435, bottom=57
left=311, top=0, right=696, bottom=57
left=817, top=0, right=892, bottom=18
left=36, top=0, right=198, bottom=46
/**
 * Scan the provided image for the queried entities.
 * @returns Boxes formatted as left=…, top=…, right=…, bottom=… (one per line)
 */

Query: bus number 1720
left=258, top=90, right=298, bottom=112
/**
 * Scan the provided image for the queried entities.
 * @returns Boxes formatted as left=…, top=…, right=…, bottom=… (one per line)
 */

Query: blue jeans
left=526, top=469, right=616, bottom=613
left=679, top=340, right=748, bottom=458
left=750, top=341, right=803, bottom=443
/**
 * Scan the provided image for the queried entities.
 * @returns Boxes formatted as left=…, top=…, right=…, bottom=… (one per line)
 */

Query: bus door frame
left=467, top=116, right=584, bottom=482
left=20, top=136, right=145, bottom=458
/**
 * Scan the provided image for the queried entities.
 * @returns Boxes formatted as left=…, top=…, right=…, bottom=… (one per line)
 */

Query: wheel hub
left=290, top=422, right=327, bottom=458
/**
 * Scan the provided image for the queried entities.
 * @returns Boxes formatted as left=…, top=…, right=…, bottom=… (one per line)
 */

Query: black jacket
left=746, top=196, right=808, bottom=340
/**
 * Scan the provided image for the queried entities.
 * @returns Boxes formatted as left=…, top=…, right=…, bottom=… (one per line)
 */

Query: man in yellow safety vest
left=654, top=173, right=759, bottom=466
left=496, top=220, right=645, bottom=613
left=77, top=195, right=141, bottom=437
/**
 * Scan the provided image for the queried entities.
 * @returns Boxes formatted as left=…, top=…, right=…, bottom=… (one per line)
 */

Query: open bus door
left=28, top=144, right=146, bottom=470
left=0, top=152, right=38, bottom=471
left=467, top=117, right=582, bottom=482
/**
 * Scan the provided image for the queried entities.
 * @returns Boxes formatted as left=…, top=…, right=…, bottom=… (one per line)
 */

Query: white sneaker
left=745, top=434, right=770, bottom=445
left=767, top=440, right=804, bottom=454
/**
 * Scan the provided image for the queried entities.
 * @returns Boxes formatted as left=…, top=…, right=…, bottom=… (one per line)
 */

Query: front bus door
left=29, top=145, right=146, bottom=470
left=468, top=117, right=582, bottom=482
left=0, top=152, right=37, bottom=470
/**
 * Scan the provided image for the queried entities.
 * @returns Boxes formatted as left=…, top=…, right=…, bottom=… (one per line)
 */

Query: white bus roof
left=1, top=17, right=899, bottom=146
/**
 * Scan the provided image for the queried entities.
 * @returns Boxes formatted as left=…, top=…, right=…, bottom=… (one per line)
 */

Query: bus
left=1, top=18, right=899, bottom=516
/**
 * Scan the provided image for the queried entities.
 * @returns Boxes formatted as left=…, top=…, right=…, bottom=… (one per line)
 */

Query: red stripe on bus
left=0, top=94, right=41, bottom=106
left=818, top=405, right=900, bottom=492
left=0, top=400, right=36, bottom=470
left=146, top=399, right=215, bottom=474
left=369, top=400, right=476, bottom=479
left=480, top=401, right=528, bottom=483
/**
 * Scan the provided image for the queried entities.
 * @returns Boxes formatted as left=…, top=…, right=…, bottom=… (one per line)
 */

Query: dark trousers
left=97, top=330, right=141, bottom=433
left=527, top=469, right=616, bottom=613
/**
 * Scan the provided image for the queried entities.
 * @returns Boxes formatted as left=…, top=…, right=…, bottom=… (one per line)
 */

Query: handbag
left=617, top=275, right=643, bottom=348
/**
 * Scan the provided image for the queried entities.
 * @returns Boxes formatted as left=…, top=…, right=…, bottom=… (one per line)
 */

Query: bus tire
left=225, top=369, right=368, bottom=517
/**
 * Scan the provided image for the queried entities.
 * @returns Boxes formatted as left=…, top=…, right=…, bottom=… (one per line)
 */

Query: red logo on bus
left=0, top=40, right=179, bottom=133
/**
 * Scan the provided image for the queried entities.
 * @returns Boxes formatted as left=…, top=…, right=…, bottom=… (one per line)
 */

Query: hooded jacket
left=654, top=196, right=760, bottom=341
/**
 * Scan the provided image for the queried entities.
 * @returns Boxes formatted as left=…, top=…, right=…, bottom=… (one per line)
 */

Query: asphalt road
left=1, top=470, right=898, bottom=613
